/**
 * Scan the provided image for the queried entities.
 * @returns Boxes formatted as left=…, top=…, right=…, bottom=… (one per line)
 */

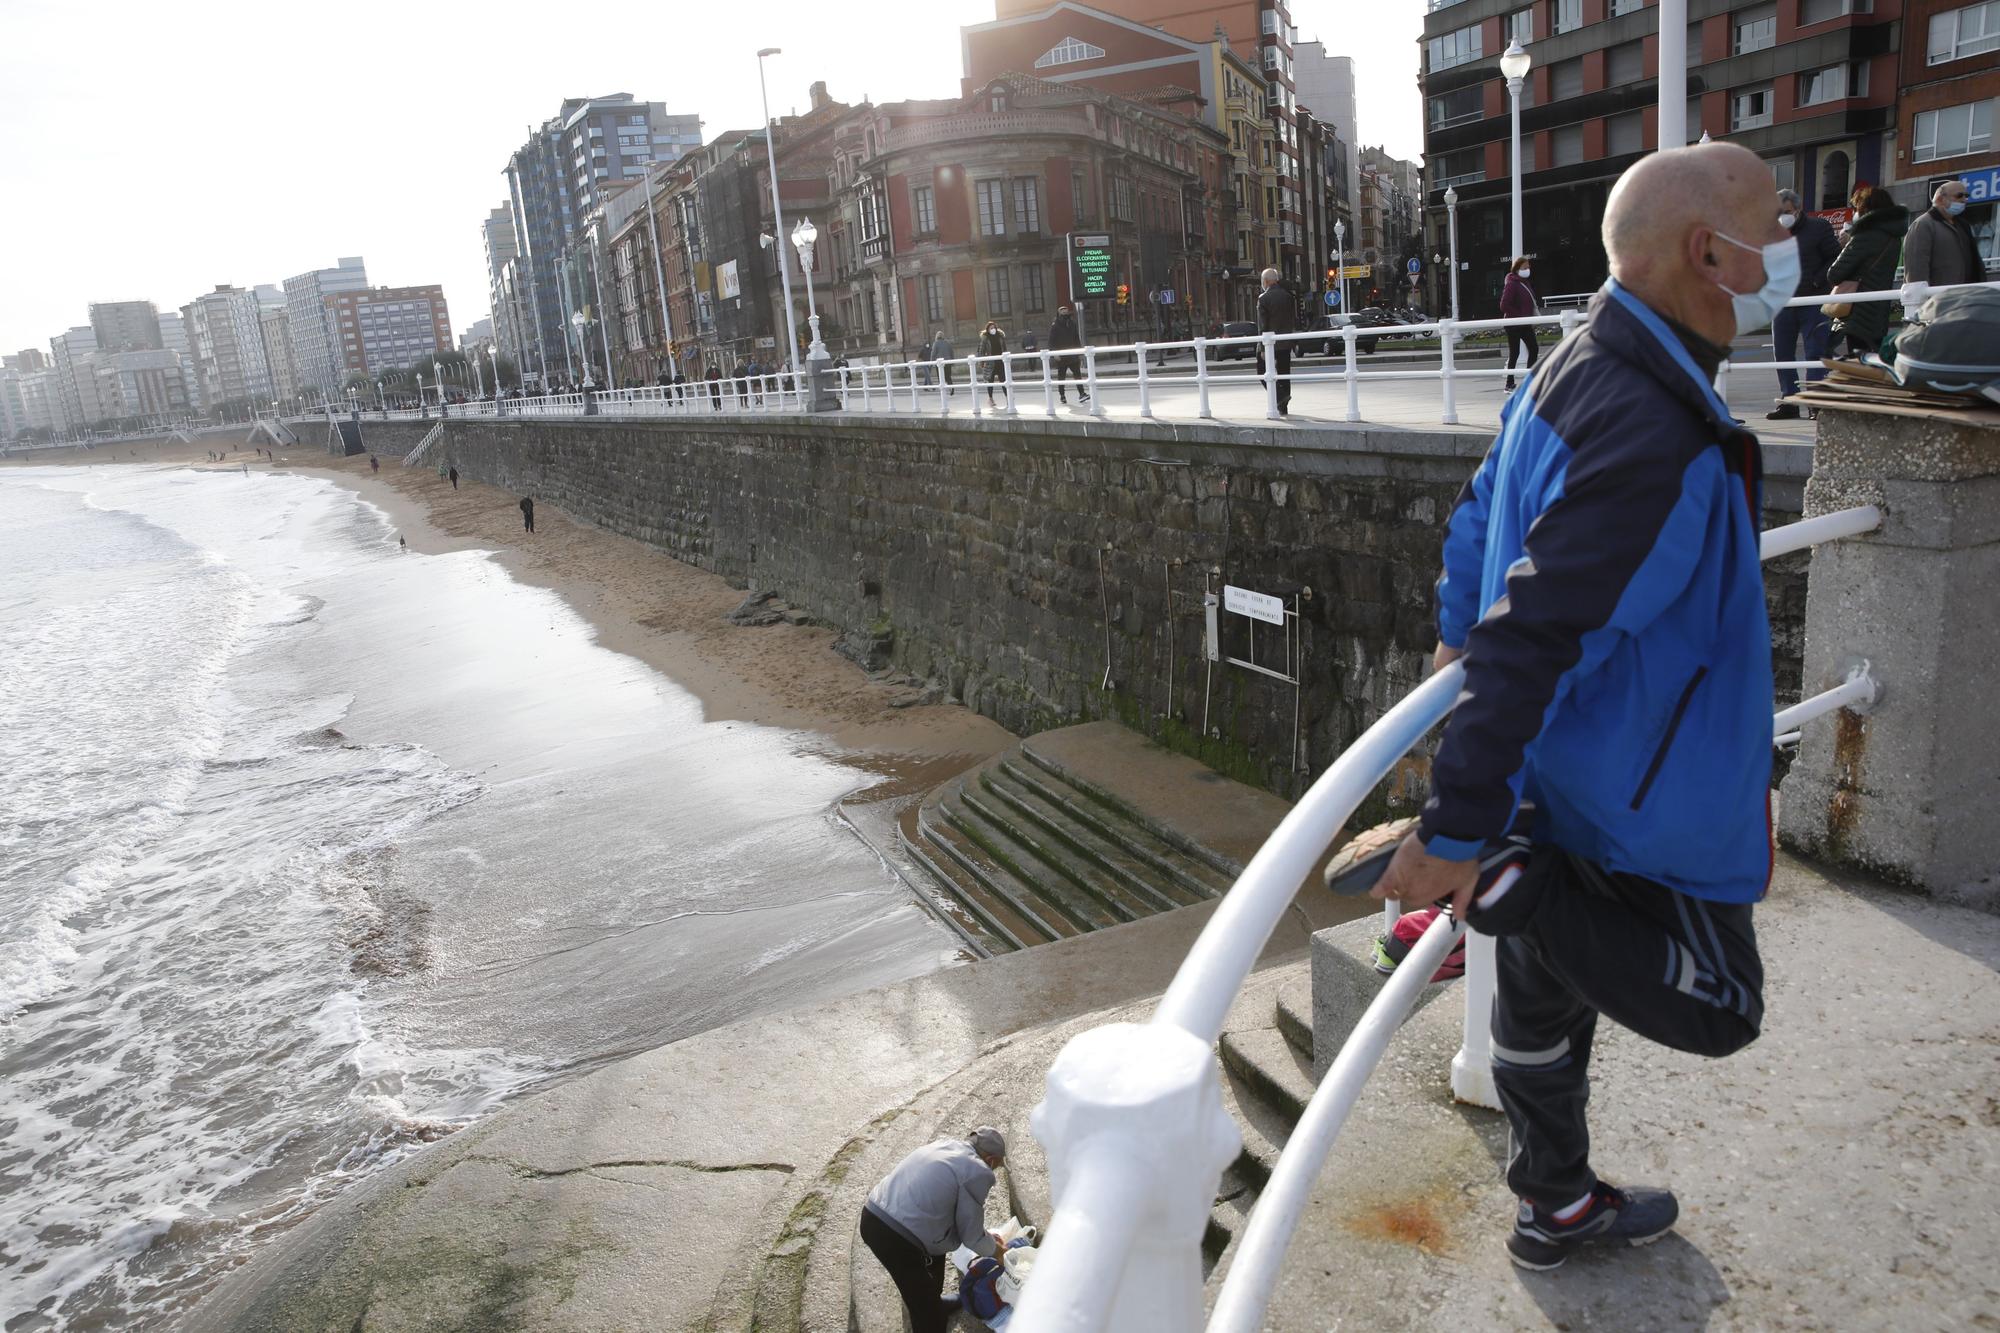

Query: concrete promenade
left=186, top=847, right=1999, bottom=1332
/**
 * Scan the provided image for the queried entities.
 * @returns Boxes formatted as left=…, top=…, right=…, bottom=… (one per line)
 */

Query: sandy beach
left=11, top=432, right=1015, bottom=764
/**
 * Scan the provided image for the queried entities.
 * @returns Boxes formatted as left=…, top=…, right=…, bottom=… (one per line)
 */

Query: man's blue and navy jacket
left=1421, top=281, right=1774, bottom=904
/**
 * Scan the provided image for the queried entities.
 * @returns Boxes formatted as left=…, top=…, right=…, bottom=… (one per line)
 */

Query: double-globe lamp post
left=791, top=217, right=828, bottom=365
left=756, top=47, right=803, bottom=380
left=1333, top=219, right=1346, bottom=317
left=1500, top=39, right=1531, bottom=263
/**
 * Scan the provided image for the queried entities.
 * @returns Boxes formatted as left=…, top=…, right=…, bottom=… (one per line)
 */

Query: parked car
left=1212, top=321, right=1260, bottom=359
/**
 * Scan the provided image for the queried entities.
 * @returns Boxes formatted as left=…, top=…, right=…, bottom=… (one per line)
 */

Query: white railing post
left=1450, top=933, right=1499, bottom=1110
left=1194, top=337, right=1212, bottom=419
left=1341, top=324, right=1360, bottom=424
left=1559, top=308, right=1580, bottom=344
left=1013, top=1023, right=1238, bottom=1333
left=1041, top=350, right=1056, bottom=416
left=1136, top=342, right=1153, bottom=419
left=936, top=360, right=949, bottom=415
left=1439, top=318, right=1460, bottom=426
left=970, top=356, right=984, bottom=418
left=1003, top=352, right=1019, bottom=417
left=1900, top=279, right=1931, bottom=323
left=907, top=363, right=920, bottom=414
left=1261, top=331, right=1280, bottom=421
left=1084, top=346, right=1105, bottom=418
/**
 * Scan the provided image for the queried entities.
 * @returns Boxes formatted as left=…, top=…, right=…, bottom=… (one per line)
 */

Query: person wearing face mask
left=1499, top=256, right=1540, bottom=392
left=1766, top=189, right=1840, bottom=420
left=1372, top=143, right=1792, bottom=1273
left=1902, top=180, right=1983, bottom=291
left=1824, top=185, right=1911, bottom=359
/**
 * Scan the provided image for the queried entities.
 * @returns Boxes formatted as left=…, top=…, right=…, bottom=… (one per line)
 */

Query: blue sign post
left=1324, top=289, right=1341, bottom=309
left=1407, top=257, right=1421, bottom=275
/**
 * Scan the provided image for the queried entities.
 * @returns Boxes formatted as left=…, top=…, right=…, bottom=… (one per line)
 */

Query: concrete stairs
left=899, top=726, right=1267, bottom=958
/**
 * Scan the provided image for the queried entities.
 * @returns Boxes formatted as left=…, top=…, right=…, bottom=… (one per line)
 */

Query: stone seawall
left=345, top=412, right=1809, bottom=804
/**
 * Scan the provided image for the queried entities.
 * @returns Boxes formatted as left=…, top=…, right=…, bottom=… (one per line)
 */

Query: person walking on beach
left=1374, top=143, right=1790, bottom=1272
left=1499, top=256, right=1541, bottom=391
left=861, top=1129, right=1007, bottom=1333
left=519, top=496, right=535, bottom=533
left=369, top=454, right=379, bottom=474
left=448, top=466, right=459, bottom=490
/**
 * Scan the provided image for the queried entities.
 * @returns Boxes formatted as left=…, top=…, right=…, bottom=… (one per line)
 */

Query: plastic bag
left=995, top=1244, right=1037, bottom=1303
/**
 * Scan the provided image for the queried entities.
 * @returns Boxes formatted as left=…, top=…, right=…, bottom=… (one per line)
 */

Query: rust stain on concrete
left=1826, top=709, right=1869, bottom=855
left=1343, top=1190, right=1453, bottom=1254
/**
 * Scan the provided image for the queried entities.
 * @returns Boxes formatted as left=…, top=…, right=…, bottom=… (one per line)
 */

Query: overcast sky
left=0, top=0, right=1424, bottom=356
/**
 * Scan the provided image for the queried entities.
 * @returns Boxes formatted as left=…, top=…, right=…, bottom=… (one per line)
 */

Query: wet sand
left=11, top=432, right=1015, bottom=765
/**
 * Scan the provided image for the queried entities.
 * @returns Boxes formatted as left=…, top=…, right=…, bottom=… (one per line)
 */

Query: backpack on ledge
left=1891, top=287, right=2000, bottom=403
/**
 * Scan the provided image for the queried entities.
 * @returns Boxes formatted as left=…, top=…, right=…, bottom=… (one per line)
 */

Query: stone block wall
left=387, top=413, right=1811, bottom=807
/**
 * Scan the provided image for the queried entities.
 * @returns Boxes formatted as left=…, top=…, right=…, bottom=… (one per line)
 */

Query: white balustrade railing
left=1013, top=505, right=1885, bottom=1332
left=345, top=280, right=1992, bottom=432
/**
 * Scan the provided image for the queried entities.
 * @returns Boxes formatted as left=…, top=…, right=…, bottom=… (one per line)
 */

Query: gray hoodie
left=864, top=1138, right=996, bottom=1257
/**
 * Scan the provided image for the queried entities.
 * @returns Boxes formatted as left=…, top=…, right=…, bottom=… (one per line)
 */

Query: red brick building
left=326, top=285, right=453, bottom=379
left=1892, top=0, right=1997, bottom=266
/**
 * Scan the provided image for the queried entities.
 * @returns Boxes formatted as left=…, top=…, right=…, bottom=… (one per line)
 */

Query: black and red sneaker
left=1508, top=1182, right=1680, bottom=1271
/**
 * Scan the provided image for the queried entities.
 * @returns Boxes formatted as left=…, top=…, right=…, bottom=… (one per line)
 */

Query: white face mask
left=1713, top=229, right=1802, bottom=334
left=1777, top=213, right=1797, bottom=229
left=1517, top=268, right=1530, bottom=279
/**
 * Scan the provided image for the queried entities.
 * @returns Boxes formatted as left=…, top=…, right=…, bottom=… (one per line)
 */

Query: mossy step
left=970, top=772, right=1167, bottom=923
left=946, top=789, right=1124, bottom=934
left=1219, top=1025, right=1318, bottom=1126
left=996, top=756, right=1231, bottom=902
left=919, top=800, right=1071, bottom=945
left=896, top=821, right=1019, bottom=957
left=1017, top=738, right=1246, bottom=881
left=980, top=766, right=1204, bottom=917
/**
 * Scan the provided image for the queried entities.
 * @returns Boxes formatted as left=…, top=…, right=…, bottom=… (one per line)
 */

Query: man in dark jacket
left=1048, top=307, right=1086, bottom=403
left=518, top=496, right=534, bottom=533
left=1902, top=179, right=1984, bottom=289
left=1255, top=267, right=1297, bottom=415
left=1768, top=187, right=1842, bottom=418
left=1375, top=143, right=1791, bottom=1272
left=860, top=1129, right=1006, bottom=1333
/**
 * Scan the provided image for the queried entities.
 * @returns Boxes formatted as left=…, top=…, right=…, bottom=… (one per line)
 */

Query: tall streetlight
left=791, top=217, right=828, bottom=362
left=1500, top=39, right=1532, bottom=262
left=1444, top=186, right=1461, bottom=322
left=570, top=311, right=594, bottom=388
left=487, top=344, right=501, bottom=395
left=1333, top=219, right=1347, bottom=317
left=756, top=47, right=802, bottom=379
left=417, top=370, right=428, bottom=417
left=1659, top=0, right=1688, bottom=149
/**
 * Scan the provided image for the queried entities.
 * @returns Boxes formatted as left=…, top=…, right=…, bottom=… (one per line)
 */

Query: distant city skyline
left=0, top=0, right=1424, bottom=356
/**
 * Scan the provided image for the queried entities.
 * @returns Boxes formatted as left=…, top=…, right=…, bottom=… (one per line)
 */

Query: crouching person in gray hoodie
left=859, top=1127, right=1007, bottom=1331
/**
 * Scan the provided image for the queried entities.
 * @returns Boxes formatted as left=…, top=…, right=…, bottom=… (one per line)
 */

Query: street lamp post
left=434, top=359, right=448, bottom=417
left=1500, top=39, right=1532, bottom=262
left=489, top=344, right=504, bottom=414
left=417, top=370, right=428, bottom=418
left=570, top=311, right=594, bottom=388
left=791, top=217, right=828, bottom=361
left=756, top=47, right=803, bottom=380
left=1444, top=186, right=1461, bottom=323
left=1659, top=0, right=1688, bottom=149
left=1334, top=219, right=1346, bottom=318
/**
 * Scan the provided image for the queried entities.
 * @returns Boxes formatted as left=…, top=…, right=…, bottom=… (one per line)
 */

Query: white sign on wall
left=1223, top=584, right=1286, bottom=625
left=718, top=259, right=741, bottom=301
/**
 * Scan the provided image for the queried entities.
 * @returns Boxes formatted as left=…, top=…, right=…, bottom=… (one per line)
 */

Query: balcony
left=860, top=234, right=888, bottom=262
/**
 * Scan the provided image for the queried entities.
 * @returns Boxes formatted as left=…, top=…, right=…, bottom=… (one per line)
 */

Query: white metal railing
left=354, top=281, right=1994, bottom=432
left=1012, top=505, right=1886, bottom=1332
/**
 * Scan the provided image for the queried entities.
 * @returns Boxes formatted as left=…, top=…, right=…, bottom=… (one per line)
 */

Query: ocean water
left=0, top=466, right=954, bottom=1330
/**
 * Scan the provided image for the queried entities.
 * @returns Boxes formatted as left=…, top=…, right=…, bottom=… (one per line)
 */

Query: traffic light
left=1116, top=283, right=1130, bottom=305
left=1326, top=267, right=1337, bottom=285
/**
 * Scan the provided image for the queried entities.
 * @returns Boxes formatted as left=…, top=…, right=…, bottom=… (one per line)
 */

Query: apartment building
left=1895, top=0, right=1997, bottom=266
left=283, top=258, right=370, bottom=401
left=325, top=286, right=454, bottom=379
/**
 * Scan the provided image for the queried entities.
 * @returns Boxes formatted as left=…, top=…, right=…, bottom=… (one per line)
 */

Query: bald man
left=1375, top=144, right=1797, bottom=1270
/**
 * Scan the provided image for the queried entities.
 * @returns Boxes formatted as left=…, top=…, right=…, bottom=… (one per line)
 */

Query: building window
left=1768, top=157, right=1797, bottom=194
left=1687, top=96, right=1706, bottom=143
left=1429, top=85, right=1483, bottom=129
left=922, top=273, right=944, bottom=322
left=1607, top=40, right=1644, bottom=85
left=1607, top=110, right=1645, bottom=155
left=977, top=180, right=1007, bottom=236
left=1550, top=58, right=1584, bottom=100
left=1731, top=85, right=1774, bottom=130
left=1797, top=62, right=1867, bottom=106
left=1034, top=35, right=1106, bottom=69
left=1012, top=178, right=1041, bottom=234
left=1427, top=23, right=1482, bottom=72
left=1552, top=0, right=1582, bottom=34
left=1733, top=4, right=1777, bottom=53
left=1113, top=178, right=1135, bottom=222
left=913, top=184, right=936, bottom=234
left=1929, top=2, right=2000, bottom=63
left=1799, top=0, right=1870, bottom=25
left=860, top=191, right=882, bottom=242
left=1507, top=8, right=1533, bottom=45
left=1552, top=123, right=1585, bottom=166
left=1508, top=136, right=1538, bottom=174
left=1913, top=99, right=1996, bottom=161
left=1435, top=148, right=1484, bottom=189
left=1610, top=0, right=1642, bottom=13
left=987, top=268, right=1012, bottom=316
left=1023, top=264, right=1046, bottom=313
left=1072, top=169, right=1092, bottom=222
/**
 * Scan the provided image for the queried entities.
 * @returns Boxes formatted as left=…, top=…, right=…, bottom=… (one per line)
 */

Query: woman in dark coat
left=1498, top=256, right=1540, bottom=391
left=1825, top=185, right=1911, bottom=358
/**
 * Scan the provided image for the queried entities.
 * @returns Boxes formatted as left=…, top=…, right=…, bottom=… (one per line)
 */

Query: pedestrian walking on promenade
left=1256, top=267, right=1296, bottom=416
left=519, top=496, right=535, bottom=534
left=1048, top=307, right=1086, bottom=403
left=1902, top=179, right=1983, bottom=289
left=1824, top=185, right=1909, bottom=359
left=1767, top=188, right=1840, bottom=419
left=1374, top=142, right=1794, bottom=1272
left=448, top=466, right=458, bottom=490
left=979, top=321, right=1007, bottom=406
left=860, top=1129, right=1007, bottom=1333
left=706, top=367, right=722, bottom=411
left=1500, top=257, right=1541, bottom=391
left=929, top=331, right=955, bottom=395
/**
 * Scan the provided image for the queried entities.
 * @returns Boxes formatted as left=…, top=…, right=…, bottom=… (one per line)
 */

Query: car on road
left=1212, top=321, right=1260, bottom=359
